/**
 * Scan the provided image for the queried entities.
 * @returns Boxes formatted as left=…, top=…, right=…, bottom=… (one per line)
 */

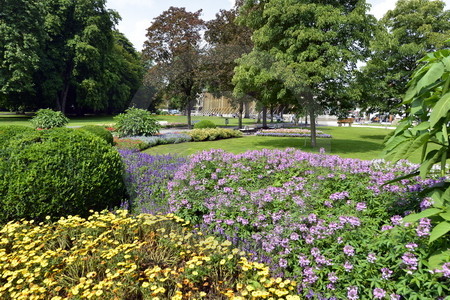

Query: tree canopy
left=359, top=0, right=450, bottom=114
left=0, top=0, right=143, bottom=114
left=143, top=7, right=205, bottom=128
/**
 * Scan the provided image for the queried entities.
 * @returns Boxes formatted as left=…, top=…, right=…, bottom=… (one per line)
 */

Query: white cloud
left=368, top=0, right=396, bottom=19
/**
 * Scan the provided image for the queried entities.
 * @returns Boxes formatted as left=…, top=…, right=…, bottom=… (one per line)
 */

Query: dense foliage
left=167, top=148, right=449, bottom=298
left=114, top=107, right=160, bottom=137
left=187, top=128, right=243, bottom=141
left=30, top=108, right=69, bottom=129
left=79, top=125, right=114, bottom=145
left=0, top=125, right=34, bottom=148
left=384, top=47, right=450, bottom=270
left=0, top=0, right=143, bottom=113
left=0, top=128, right=126, bottom=222
left=0, top=210, right=302, bottom=300
left=129, top=133, right=192, bottom=149
left=193, top=120, right=217, bottom=129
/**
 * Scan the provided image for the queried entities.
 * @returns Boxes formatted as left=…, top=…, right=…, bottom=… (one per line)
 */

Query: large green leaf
left=429, top=221, right=450, bottom=243
left=440, top=210, right=450, bottom=221
left=403, top=208, right=442, bottom=223
left=405, top=133, right=430, bottom=158
left=430, top=92, right=450, bottom=128
left=419, top=149, right=445, bottom=178
left=415, top=61, right=445, bottom=94
left=428, top=249, right=450, bottom=270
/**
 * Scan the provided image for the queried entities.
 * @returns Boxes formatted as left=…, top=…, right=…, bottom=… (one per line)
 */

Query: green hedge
left=193, top=120, right=217, bottom=129
left=79, top=125, right=114, bottom=145
left=0, top=128, right=126, bottom=223
left=0, top=125, right=34, bottom=148
left=187, top=128, right=243, bottom=141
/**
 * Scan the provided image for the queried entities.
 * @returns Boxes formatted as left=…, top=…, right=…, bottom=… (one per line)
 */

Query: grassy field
left=143, top=126, right=423, bottom=163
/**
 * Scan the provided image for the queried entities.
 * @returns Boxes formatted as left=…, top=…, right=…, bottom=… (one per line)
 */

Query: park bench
left=239, top=125, right=260, bottom=135
left=337, top=118, right=354, bottom=127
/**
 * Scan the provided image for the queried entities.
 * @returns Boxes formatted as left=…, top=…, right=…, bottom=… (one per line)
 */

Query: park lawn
left=0, top=113, right=256, bottom=127
left=144, top=126, right=423, bottom=163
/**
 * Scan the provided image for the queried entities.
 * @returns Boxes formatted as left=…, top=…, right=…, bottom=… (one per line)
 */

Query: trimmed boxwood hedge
left=78, top=125, right=114, bottom=145
left=0, top=128, right=127, bottom=223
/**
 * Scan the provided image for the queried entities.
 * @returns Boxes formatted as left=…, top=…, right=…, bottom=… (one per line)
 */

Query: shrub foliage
left=0, top=128, right=126, bottom=222
left=79, top=125, right=114, bottom=145
left=114, top=107, right=160, bottom=137
left=0, top=125, right=34, bottom=148
left=193, top=120, right=217, bottom=129
left=30, top=108, right=69, bottom=129
left=188, top=128, right=242, bottom=141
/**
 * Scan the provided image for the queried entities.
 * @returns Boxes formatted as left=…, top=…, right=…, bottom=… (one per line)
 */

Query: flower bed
left=188, top=128, right=242, bottom=142
left=120, top=150, right=187, bottom=214
left=256, top=128, right=332, bottom=138
left=0, top=210, right=300, bottom=299
left=167, top=148, right=449, bottom=298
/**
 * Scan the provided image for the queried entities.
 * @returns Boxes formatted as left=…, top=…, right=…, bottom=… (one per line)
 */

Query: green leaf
left=405, top=133, right=430, bottom=158
left=428, top=250, right=450, bottom=269
left=402, top=208, right=442, bottom=223
left=440, top=210, right=450, bottom=221
left=382, top=171, right=419, bottom=186
left=429, top=221, right=450, bottom=243
left=415, top=61, right=445, bottom=93
left=419, top=149, right=444, bottom=178
left=430, top=92, right=450, bottom=128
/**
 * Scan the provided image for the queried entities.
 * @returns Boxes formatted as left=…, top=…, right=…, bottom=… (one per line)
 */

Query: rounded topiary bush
left=0, top=125, right=34, bottom=148
left=30, top=108, right=69, bottom=129
left=193, top=120, right=217, bottom=129
left=78, top=125, right=114, bottom=145
left=114, top=107, right=160, bottom=137
left=0, top=128, right=127, bottom=223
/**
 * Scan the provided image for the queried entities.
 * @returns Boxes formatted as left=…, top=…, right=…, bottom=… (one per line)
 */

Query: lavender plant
left=120, top=150, right=186, bottom=214
left=167, top=148, right=449, bottom=298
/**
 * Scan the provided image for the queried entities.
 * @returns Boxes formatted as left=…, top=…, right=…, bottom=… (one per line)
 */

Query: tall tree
left=143, top=7, right=205, bottom=128
left=0, top=0, right=45, bottom=110
left=359, top=0, right=450, bottom=114
left=235, top=0, right=376, bottom=146
left=204, top=7, right=253, bottom=128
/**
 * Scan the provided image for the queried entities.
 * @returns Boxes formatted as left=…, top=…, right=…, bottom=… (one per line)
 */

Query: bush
left=188, top=128, right=242, bottom=142
left=193, top=120, right=217, bottom=129
left=114, top=107, right=160, bottom=137
left=128, top=133, right=192, bottom=150
left=79, top=125, right=114, bottom=145
left=0, top=128, right=126, bottom=223
left=0, top=125, right=34, bottom=148
left=30, top=108, right=69, bottom=129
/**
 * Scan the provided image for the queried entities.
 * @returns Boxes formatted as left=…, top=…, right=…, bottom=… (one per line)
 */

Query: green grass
left=143, top=126, right=423, bottom=163
left=0, top=113, right=256, bottom=127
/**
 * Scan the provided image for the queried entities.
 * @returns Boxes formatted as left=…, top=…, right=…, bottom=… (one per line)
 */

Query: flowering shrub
left=168, top=148, right=449, bottom=298
left=0, top=210, right=301, bottom=300
left=114, top=136, right=148, bottom=150
left=256, top=128, right=332, bottom=138
left=188, top=128, right=242, bottom=142
left=120, top=150, right=187, bottom=214
left=114, top=107, right=160, bottom=137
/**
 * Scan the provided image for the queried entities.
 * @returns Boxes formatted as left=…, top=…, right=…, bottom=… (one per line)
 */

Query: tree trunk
left=262, top=106, right=268, bottom=128
left=187, top=99, right=192, bottom=129
left=270, top=105, right=274, bottom=123
left=56, top=83, right=70, bottom=114
left=244, top=102, right=250, bottom=118
left=238, top=100, right=244, bottom=129
left=307, top=92, right=316, bottom=148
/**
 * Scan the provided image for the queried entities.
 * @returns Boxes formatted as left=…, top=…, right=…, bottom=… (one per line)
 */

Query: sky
left=106, top=0, right=450, bottom=51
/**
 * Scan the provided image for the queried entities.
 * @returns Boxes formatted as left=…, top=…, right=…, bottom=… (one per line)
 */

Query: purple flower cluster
left=165, top=148, right=447, bottom=298
left=119, top=150, right=186, bottom=214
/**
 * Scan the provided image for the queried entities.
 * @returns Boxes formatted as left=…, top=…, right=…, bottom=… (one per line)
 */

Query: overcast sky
left=106, top=0, right=450, bottom=51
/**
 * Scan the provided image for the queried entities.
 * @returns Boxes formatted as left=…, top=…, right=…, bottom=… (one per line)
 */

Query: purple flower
left=435, top=262, right=450, bottom=278
left=356, top=202, right=366, bottom=211
left=324, top=201, right=333, bottom=208
left=402, top=252, right=418, bottom=274
left=381, top=268, right=393, bottom=279
left=343, top=245, right=355, bottom=256
left=311, top=247, right=321, bottom=257
left=416, top=218, right=431, bottom=237
left=420, top=197, right=433, bottom=210
left=367, top=253, right=377, bottom=263
left=298, top=254, right=310, bottom=267
left=279, top=258, right=288, bottom=268
left=344, top=261, right=353, bottom=272
left=290, top=232, right=300, bottom=240
left=328, top=272, right=338, bottom=283
left=390, top=294, right=401, bottom=300
left=390, top=215, right=402, bottom=226
left=373, top=288, right=386, bottom=299
left=347, top=286, right=358, bottom=300
left=405, top=243, right=418, bottom=250
left=329, top=191, right=349, bottom=201
left=381, top=225, right=393, bottom=231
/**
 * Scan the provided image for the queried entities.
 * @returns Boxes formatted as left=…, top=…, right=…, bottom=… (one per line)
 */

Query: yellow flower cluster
left=0, top=210, right=300, bottom=299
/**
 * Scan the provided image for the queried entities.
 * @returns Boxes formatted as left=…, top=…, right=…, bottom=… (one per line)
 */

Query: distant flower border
left=256, top=129, right=332, bottom=138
